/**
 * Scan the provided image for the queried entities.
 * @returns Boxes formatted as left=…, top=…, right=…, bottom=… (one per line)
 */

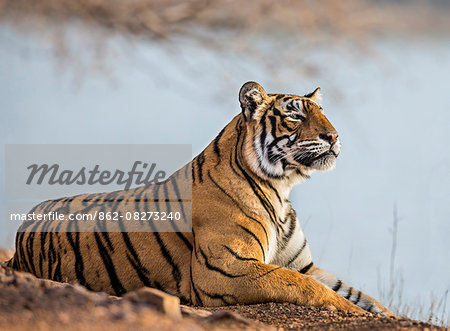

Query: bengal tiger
left=6, top=82, right=391, bottom=315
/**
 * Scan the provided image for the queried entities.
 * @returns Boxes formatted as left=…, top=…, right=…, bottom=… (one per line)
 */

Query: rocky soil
left=0, top=250, right=445, bottom=330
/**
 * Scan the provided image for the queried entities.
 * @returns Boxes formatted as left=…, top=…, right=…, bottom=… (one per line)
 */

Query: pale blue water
left=1, top=26, right=449, bottom=321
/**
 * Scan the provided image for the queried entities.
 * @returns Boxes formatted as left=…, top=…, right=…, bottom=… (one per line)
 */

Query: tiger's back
left=9, top=165, right=195, bottom=301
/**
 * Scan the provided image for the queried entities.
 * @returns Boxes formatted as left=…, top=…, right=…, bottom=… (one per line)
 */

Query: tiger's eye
left=286, top=101, right=298, bottom=112
left=289, top=114, right=305, bottom=121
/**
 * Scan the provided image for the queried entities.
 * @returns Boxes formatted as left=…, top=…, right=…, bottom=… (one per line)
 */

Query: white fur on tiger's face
left=239, top=82, right=341, bottom=182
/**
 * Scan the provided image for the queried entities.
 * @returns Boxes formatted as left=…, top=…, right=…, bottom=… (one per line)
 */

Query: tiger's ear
left=239, top=81, right=268, bottom=121
left=304, top=87, right=322, bottom=104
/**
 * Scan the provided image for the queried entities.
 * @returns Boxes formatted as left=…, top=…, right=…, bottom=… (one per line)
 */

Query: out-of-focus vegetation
left=1, top=0, right=450, bottom=39
left=0, top=0, right=449, bottom=71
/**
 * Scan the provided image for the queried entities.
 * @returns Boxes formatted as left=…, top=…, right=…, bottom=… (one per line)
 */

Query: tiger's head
left=239, top=81, right=341, bottom=181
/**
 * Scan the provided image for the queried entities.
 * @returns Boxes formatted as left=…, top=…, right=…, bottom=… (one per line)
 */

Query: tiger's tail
left=1, top=256, right=15, bottom=268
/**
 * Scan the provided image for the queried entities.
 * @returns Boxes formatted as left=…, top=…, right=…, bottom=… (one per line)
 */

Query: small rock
left=110, top=306, right=128, bottom=321
left=204, top=311, right=250, bottom=325
left=57, top=311, right=71, bottom=323
left=180, top=305, right=212, bottom=318
left=123, top=287, right=181, bottom=320
left=93, top=306, right=109, bottom=318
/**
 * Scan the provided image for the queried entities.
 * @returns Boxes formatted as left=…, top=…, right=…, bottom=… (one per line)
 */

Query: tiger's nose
left=319, top=131, right=339, bottom=144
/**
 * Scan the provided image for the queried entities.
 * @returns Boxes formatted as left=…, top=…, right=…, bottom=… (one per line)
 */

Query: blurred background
left=0, top=0, right=449, bottom=325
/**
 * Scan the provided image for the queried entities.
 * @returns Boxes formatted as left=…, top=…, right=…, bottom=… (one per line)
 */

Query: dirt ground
left=0, top=250, right=445, bottom=331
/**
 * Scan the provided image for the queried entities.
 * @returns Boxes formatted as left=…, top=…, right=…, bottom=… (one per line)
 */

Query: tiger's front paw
left=328, top=292, right=366, bottom=315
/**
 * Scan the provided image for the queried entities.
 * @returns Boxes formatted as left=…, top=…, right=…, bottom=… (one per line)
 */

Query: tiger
left=6, top=81, right=391, bottom=315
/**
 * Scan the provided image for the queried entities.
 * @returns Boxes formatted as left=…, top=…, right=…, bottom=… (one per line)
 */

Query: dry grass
left=377, top=205, right=450, bottom=328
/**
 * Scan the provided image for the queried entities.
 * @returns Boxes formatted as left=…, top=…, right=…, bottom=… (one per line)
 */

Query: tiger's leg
left=190, top=237, right=365, bottom=313
left=304, top=265, right=392, bottom=315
